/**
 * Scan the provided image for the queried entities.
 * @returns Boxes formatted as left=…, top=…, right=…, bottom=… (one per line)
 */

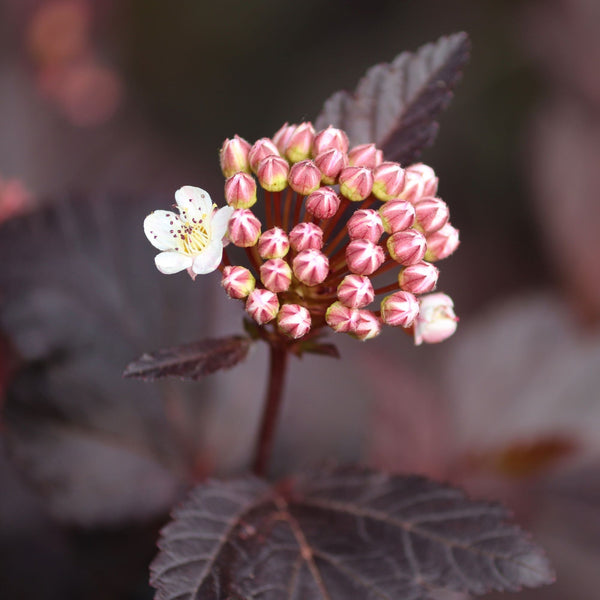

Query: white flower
left=144, top=186, right=233, bottom=276
left=414, top=292, right=458, bottom=345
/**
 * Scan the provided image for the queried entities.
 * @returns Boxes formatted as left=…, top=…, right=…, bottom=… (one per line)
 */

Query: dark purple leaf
left=150, top=465, right=554, bottom=600
left=315, top=33, right=471, bottom=165
left=123, top=336, right=252, bottom=381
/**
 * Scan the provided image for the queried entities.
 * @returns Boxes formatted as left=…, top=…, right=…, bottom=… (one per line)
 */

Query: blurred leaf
left=151, top=465, right=553, bottom=600
left=124, top=336, right=252, bottom=381
left=316, top=32, right=470, bottom=165
left=0, top=196, right=220, bottom=526
left=293, top=340, right=340, bottom=359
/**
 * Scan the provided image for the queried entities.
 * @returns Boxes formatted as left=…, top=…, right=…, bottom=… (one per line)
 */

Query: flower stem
left=252, top=338, right=289, bottom=477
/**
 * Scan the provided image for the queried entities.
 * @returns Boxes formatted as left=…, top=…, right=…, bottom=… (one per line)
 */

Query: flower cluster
left=145, top=122, right=460, bottom=344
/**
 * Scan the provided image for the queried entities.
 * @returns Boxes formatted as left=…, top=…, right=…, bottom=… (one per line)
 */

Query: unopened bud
left=305, top=186, right=341, bottom=219
left=339, top=166, right=374, bottom=202
left=288, top=222, right=324, bottom=251
left=414, top=197, right=449, bottom=233
left=260, top=258, right=292, bottom=293
left=337, top=274, right=374, bottom=308
left=414, top=292, right=458, bottom=345
left=398, top=261, right=439, bottom=295
left=352, top=309, right=382, bottom=340
left=220, top=135, right=251, bottom=178
left=312, top=126, right=349, bottom=155
left=257, top=227, right=290, bottom=259
left=221, top=265, right=255, bottom=299
left=347, top=209, right=384, bottom=243
left=424, top=223, right=460, bottom=261
left=288, top=160, right=322, bottom=196
left=372, top=162, right=406, bottom=201
left=345, top=239, right=385, bottom=275
left=379, top=200, right=415, bottom=233
left=387, top=229, right=427, bottom=265
left=325, top=301, right=360, bottom=333
left=227, top=209, right=261, bottom=247
left=407, top=163, right=438, bottom=197
left=380, top=291, right=419, bottom=327
left=224, top=172, right=257, bottom=209
left=277, top=303, right=311, bottom=339
left=285, top=122, right=315, bottom=163
left=272, top=122, right=296, bottom=154
left=246, top=288, right=280, bottom=324
left=314, top=149, right=348, bottom=184
left=348, top=143, right=379, bottom=169
left=257, top=155, right=289, bottom=192
left=292, top=248, right=329, bottom=286
left=248, top=138, right=280, bottom=172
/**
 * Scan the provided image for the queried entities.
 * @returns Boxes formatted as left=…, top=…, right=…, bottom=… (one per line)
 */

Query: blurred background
left=1, top=0, right=599, bottom=598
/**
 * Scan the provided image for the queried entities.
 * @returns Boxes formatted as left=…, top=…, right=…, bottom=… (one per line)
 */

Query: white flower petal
left=155, top=251, right=193, bottom=274
left=175, top=186, right=213, bottom=223
left=191, top=240, right=223, bottom=274
left=144, top=211, right=182, bottom=251
left=211, top=206, right=234, bottom=240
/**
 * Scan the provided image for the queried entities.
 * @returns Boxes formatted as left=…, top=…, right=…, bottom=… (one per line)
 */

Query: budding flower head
left=285, top=122, right=315, bottom=163
left=277, top=303, right=311, bottom=339
left=257, top=155, right=289, bottom=192
left=337, top=274, right=374, bottom=308
left=292, top=249, right=329, bottom=286
left=288, top=160, right=322, bottom=196
left=380, top=291, right=419, bottom=328
left=325, top=301, right=360, bottom=333
left=144, top=186, right=233, bottom=277
left=248, top=138, right=280, bottom=172
left=221, top=265, right=255, bottom=299
left=352, top=309, right=382, bottom=341
left=339, top=166, right=374, bottom=202
left=312, top=126, right=349, bottom=155
left=257, top=227, right=290, bottom=259
left=272, top=122, right=296, bottom=154
left=398, top=261, right=439, bottom=295
left=288, top=222, right=324, bottom=251
left=387, top=229, right=427, bottom=265
left=220, top=135, right=251, bottom=178
left=228, top=208, right=261, bottom=247
left=401, top=163, right=439, bottom=204
left=414, top=293, right=458, bottom=345
left=224, top=172, right=257, bottom=209
left=379, top=200, right=415, bottom=233
left=305, top=186, right=340, bottom=219
left=345, top=239, right=385, bottom=276
left=260, top=258, right=292, bottom=293
left=347, top=209, right=384, bottom=243
left=372, top=162, right=406, bottom=201
left=246, top=288, right=280, bottom=325
left=424, top=223, right=460, bottom=261
left=314, top=149, right=348, bottom=185
left=414, top=197, right=450, bottom=233
left=348, top=143, right=379, bottom=169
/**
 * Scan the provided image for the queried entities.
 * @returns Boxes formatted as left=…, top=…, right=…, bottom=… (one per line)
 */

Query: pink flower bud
left=224, top=172, right=257, bottom=209
left=258, top=227, right=290, bottom=259
left=277, top=303, right=311, bottom=339
left=288, top=222, right=324, bottom=251
left=227, top=209, right=261, bottom=247
left=345, top=239, right=385, bottom=275
left=398, top=261, right=439, bottom=295
left=314, top=149, right=348, bottom=185
left=288, top=160, right=322, bottom=196
left=325, top=301, right=360, bottom=333
left=285, top=122, right=315, bottom=163
left=312, top=126, right=349, bottom=155
left=246, top=288, right=280, bottom=324
left=379, top=200, right=415, bottom=233
left=221, top=265, right=255, bottom=299
left=260, top=258, right=292, bottom=293
left=348, top=143, right=379, bottom=169
left=401, top=163, right=438, bottom=204
left=337, top=274, right=374, bottom=308
left=372, top=162, right=406, bottom=201
left=387, top=229, right=427, bottom=265
left=257, top=155, right=289, bottom=192
left=414, top=292, right=458, bottom=345
left=339, top=166, right=374, bottom=202
left=347, top=209, right=384, bottom=243
left=352, top=309, right=382, bottom=340
left=248, top=138, right=280, bottom=172
left=424, top=223, right=460, bottom=261
left=414, top=197, right=449, bottom=233
left=407, top=163, right=438, bottom=197
left=220, top=135, right=251, bottom=178
left=305, top=186, right=341, bottom=219
left=272, top=122, right=296, bottom=154
left=380, top=291, right=419, bottom=327
left=292, top=248, right=329, bottom=286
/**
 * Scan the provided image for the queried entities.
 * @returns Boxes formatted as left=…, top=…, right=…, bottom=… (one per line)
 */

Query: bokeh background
left=1, top=1, right=599, bottom=598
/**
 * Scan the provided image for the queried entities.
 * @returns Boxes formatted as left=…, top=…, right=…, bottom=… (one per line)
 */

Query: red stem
left=252, top=340, right=289, bottom=476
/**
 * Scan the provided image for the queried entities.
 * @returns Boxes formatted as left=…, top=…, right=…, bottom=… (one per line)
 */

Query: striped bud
left=288, top=160, right=322, bottom=196
left=387, top=229, right=427, bottom=265
left=221, top=265, right=255, bottom=299
left=314, top=149, right=348, bottom=184
left=380, top=291, right=419, bottom=327
left=220, top=135, right=251, bottom=177
left=228, top=208, right=261, bottom=247
left=292, top=248, right=329, bottom=286
left=288, top=222, right=324, bottom=251
left=260, top=258, right=292, bottom=293
left=345, top=239, right=385, bottom=275
left=248, top=138, right=280, bottom=172
left=257, top=227, right=290, bottom=259
left=326, top=301, right=360, bottom=333
left=414, top=197, right=449, bottom=233
left=285, top=122, right=315, bottom=163
left=424, top=223, right=460, bottom=261
left=379, top=200, right=415, bottom=233
left=257, top=155, right=289, bottom=192
left=347, top=209, right=384, bottom=243
left=337, top=274, right=374, bottom=308
left=398, top=261, right=439, bottom=295
left=339, top=166, right=374, bottom=202
left=277, top=303, right=311, bottom=339
left=372, top=162, right=406, bottom=201
left=246, top=288, right=280, bottom=324
left=312, top=126, right=349, bottom=155
left=348, top=143, right=379, bottom=169
left=224, top=172, right=257, bottom=209
left=305, top=186, right=341, bottom=219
